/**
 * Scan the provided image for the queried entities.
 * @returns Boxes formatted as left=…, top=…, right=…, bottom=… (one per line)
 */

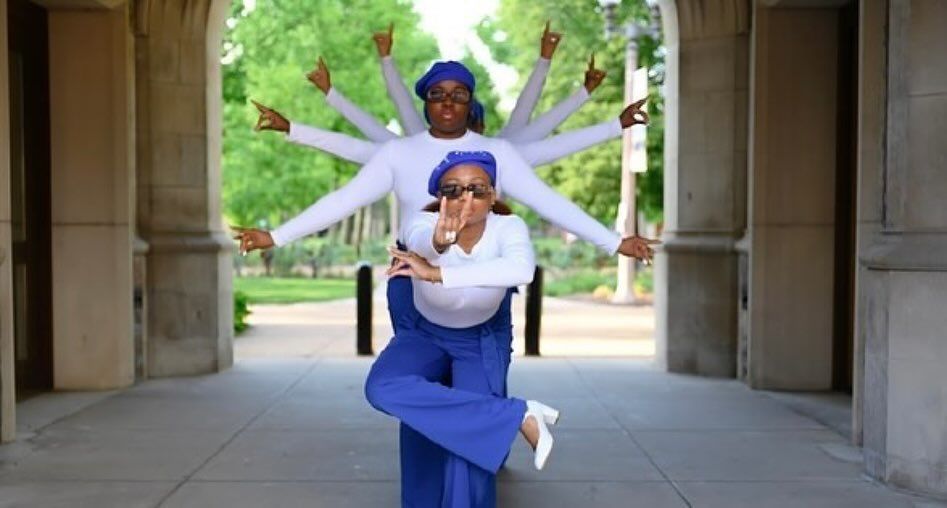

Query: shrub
left=234, top=290, right=251, bottom=334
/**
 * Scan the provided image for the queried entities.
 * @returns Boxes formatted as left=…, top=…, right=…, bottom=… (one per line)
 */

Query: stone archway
left=134, top=0, right=234, bottom=377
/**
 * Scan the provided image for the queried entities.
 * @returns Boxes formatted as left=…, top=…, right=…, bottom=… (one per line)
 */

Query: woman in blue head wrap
left=365, top=150, right=559, bottom=508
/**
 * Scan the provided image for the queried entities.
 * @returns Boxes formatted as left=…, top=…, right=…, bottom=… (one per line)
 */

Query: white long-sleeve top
left=270, top=130, right=621, bottom=254
left=286, top=123, right=376, bottom=164
left=497, top=57, right=551, bottom=137
left=324, top=88, right=397, bottom=143
left=405, top=212, right=535, bottom=328
left=286, top=117, right=622, bottom=168
left=380, top=56, right=425, bottom=136
left=505, top=87, right=590, bottom=144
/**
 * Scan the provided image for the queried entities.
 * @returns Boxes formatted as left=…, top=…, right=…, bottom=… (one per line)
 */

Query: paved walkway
left=2, top=295, right=945, bottom=507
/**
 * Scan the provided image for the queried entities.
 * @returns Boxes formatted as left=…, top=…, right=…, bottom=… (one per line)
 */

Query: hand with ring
left=432, top=194, right=474, bottom=253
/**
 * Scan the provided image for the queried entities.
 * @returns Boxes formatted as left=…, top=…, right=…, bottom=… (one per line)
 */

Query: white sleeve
left=516, top=119, right=622, bottom=166
left=440, top=217, right=536, bottom=288
left=286, top=122, right=380, bottom=164
left=324, top=88, right=398, bottom=143
left=505, top=87, right=590, bottom=143
left=269, top=146, right=395, bottom=246
left=405, top=212, right=444, bottom=261
left=497, top=145, right=621, bottom=255
left=381, top=56, right=425, bottom=136
left=497, top=57, right=551, bottom=137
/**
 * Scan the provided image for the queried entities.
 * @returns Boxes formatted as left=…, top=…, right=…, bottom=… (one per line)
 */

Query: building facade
left=1, top=0, right=945, bottom=498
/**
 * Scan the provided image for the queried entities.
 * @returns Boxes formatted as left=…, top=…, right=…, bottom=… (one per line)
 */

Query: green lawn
left=234, top=277, right=357, bottom=304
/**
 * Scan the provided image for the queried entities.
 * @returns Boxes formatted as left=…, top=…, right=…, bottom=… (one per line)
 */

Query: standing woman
left=368, top=150, right=558, bottom=507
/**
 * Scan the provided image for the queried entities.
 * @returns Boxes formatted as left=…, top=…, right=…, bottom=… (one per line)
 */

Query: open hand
left=251, top=100, right=290, bottom=132
left=584, top=53, right=607, bottom=93
left=231, top=226, right=275, bottom=256
left=373, top=23, right=394, bottom=57
left=619, top=96, right=650, bottom=128
left=540, top=21, right=562, bottom=59
left=306, top=57, right=331, bottom=94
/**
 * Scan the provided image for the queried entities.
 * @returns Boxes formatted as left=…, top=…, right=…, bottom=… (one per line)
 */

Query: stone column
left=135, top=0, right=233, bottom=376
left=859, top=0, right=947, bottom=497
left=655, top=0, right=749, bottom=376
left=743, top=5, right=843, bottom=390
left=46, top=4, right=136, bottom=390
left=0, top=0, right=16, bottom=443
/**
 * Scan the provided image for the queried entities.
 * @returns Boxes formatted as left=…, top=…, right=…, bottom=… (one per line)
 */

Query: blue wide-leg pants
left=386, top=275, right=514, bottom=507
left=369, top=288, right=523, bottom=508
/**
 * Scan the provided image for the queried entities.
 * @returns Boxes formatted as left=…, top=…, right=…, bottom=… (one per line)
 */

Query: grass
left=234, top=277, right=357, bottom=305
left=544, top=269, right=616, bottom=297
left=543, top=267, right=654, bottom=297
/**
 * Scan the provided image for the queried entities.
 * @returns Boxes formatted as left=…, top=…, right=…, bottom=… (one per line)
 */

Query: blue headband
left=428, top=151, right=497, bottom=197
left=414, top=61, right=476, bottom=100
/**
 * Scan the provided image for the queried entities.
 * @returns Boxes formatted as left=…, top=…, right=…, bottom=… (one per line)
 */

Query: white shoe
left=524, top=400, right=559, bottom=470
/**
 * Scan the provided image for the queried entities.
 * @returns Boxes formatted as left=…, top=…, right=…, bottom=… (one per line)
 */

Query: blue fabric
left=365, top=311, right=525, bottom=508
left=470, top=100, right=485, bottom=124
left=383, top=274, right=516, bottom=508
left=414, top=61, right=476, bottom=100
left=427, top=151, right=497, bottom=196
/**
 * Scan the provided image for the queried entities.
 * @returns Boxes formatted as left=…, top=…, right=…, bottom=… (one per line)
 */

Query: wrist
left=428, top=267, right=442, bottom=283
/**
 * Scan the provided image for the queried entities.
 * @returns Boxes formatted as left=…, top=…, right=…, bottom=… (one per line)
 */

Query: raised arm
left=286, top=122, right=380, bottom=164
left=504, top=54, right=606, bottom=143
left=374, top=23, right=426, bottom=135
left=270, top=147, right=395, bottom=246
left=515, top=118, right=622, bottom=166
left=397, top=214, right=535, bottom=288
left=496, top=145, right=621, bottom=254
left=497, top=22, right=561, bottom=137
left=306, top=56, right=398, bottom=143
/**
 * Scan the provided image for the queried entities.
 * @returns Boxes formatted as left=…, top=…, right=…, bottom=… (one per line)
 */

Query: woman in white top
left=250, top=21, right=645, bottom=169
left=365, top=150, right=558, bottom=508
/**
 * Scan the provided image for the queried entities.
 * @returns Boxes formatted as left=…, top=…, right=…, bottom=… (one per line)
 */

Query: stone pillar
left=858, top=0, right=947, bottom=497
left=46, top=4, right=136, bottom=390
left=0, top=0, right=16, bottom=443
left=655, top=0, right=749, bottom=376
left=135, top=0, right=233, bottom=377
left=743, top=5, right=842, bottom=390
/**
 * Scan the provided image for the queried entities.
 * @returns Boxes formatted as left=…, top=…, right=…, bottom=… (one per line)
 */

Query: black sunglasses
left=438, top=183, right=492, bottom=199
left=426, top=87, right=472, bottom=104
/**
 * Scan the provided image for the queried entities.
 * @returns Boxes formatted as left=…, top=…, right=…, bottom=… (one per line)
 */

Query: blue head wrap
left=469, top=100, right=485, bottom=125
left=428, top=151, right=497, bottom=197
left=414, top=61, right=476, bottom=100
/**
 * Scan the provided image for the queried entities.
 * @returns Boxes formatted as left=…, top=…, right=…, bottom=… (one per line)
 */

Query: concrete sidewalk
left=2, top=357, right=944, bottom=507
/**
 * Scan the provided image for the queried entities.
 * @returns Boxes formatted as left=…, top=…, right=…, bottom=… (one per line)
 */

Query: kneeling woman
left=366, top=151, right=557, bottom=508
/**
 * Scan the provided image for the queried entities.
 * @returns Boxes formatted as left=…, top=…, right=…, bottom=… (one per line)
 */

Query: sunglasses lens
left=439, top=185, right=461, bottom=199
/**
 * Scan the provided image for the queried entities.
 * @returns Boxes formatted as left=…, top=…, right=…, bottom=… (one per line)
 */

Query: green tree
left=482, top=0, right=664, bottom=225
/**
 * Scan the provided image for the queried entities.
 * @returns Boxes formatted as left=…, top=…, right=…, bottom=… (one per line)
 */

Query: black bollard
left=525, top=265, right=543, bottom=356
left=356, top=262, right=373, bottom=356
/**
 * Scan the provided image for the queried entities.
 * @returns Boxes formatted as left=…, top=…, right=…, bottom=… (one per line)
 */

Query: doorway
left=8, top=0, right=52, bottom=399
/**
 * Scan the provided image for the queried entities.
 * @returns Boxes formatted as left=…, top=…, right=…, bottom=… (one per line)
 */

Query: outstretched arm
left=497, top=145, right=621, bottom=254
left=374, top=23, right=426, bottom=135
left=251, top=101, right=379, bottom=164
left=306, top=56, right=398, bottom=143
left=516, top=118, right=622, bottom=166
left=269, top=147, right=395, bottom=246
left=286, top=122, right=380, bottom=165
left=497, top=22, right=561, bottom=137
left=504, top=54, right=606, bottom=143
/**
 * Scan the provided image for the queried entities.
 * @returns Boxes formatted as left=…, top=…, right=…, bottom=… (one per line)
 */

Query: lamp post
left=600, top=0, right=659, bottom=304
